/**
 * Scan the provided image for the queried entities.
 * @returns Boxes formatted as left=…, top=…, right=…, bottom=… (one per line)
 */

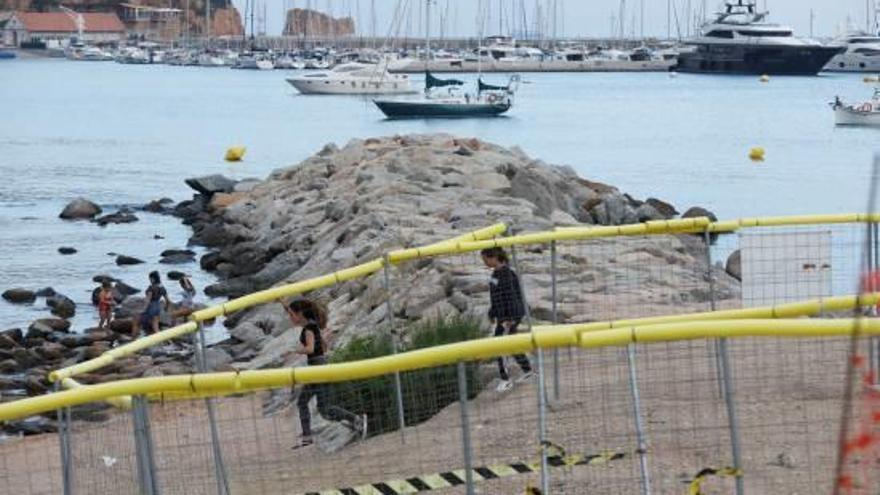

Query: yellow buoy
left=749, top=147, right=765, bottom=162
left=224, top=146, right=246, bottom=162
left=759, top=74, right=770, bottom=83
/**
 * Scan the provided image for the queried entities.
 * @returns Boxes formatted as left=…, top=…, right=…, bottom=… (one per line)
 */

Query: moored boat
left=831, top=88, right=880, bottom=126
left=373, top=72, right=518, bottom=119
left=677, top=0, right=842, bottom=75
left=286, top=62, right=414, bottom=95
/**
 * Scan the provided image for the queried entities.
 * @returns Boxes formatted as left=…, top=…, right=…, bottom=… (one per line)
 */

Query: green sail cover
left=478, top=78, right=508, bottom=92
left=425, top=71, right=464, bottom=90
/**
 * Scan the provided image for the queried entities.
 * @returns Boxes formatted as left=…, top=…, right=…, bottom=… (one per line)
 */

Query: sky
left=232, top=0, right=880, bottom=39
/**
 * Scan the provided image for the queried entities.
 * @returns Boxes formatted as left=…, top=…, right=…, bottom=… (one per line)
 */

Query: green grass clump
left=326, top=314, right=485, bottom=435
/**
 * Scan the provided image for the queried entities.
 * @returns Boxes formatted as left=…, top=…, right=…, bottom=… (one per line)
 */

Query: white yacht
left=825, top=32, right=880, bottom=72
left=286, top=63, right=415, bottom=95
left=677, top=0, right=842, bottom=75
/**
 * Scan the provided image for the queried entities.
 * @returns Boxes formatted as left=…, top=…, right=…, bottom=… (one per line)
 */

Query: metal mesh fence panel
left=0, top=422, right=64, bottom=495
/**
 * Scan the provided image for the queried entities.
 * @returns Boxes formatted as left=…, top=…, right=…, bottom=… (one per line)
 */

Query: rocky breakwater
left=175, top=134, right=740, bottom=372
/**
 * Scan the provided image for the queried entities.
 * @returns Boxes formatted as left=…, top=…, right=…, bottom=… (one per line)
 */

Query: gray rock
left=160, top=253, right=196, bottom=265
left=0, top=328, right=23, bottom=345
left=233, top=179, right=261, bottom=193
left=2, top=288, right=35, bottom=304
left=202, top=347, right=234, bottom=371
left=185, top=175, right=237, bottom=196
left=34, top=287, right=56, bottom=298
left=46, top=295, right=76, bottom=318
left=57, top=247, right=77, bottom=255
left=682, top=206, right=718, bottom=223
left=166, top=271, right=187, bottom=281
left=95, top=211, right=138, bottom=226
left=116, top=255, right=145, bottom=266
left=30, top=318, right=70, bottom=333
left=143, top=198, right=173, bottom=213
left=59, top=198, right=101, bottom=220
left=726, top=250, right=742, bottom=281
left=646, top=198, right=679, bottom=218
left=161, top=249, right=195, bottom=257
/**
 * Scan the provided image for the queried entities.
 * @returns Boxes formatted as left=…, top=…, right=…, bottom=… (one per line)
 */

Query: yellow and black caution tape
left=688, top=467, right=743, bottom=495
left=301, top=447, right=626, bottom=495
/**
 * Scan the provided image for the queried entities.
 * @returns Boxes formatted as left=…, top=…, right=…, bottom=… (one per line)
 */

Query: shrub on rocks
left=328, top=315, right=483, bottom=436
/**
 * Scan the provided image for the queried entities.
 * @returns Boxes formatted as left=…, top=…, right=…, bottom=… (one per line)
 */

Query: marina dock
left=388, top=59, right=676, bottom=74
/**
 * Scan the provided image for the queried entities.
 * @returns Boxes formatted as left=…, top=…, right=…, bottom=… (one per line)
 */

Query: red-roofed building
left=4, top=11, right=125, bottom=47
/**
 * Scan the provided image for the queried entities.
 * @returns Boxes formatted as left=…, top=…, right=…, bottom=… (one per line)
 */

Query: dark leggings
left=297, top=382, right=351, bottom=437
left=494, top=320, right=532, bottom=381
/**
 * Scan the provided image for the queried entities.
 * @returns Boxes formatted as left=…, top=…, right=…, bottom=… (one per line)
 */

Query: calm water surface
left=1, top=57, right=878, bottom=330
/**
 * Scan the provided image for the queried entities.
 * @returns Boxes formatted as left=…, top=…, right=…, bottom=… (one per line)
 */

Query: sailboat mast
left=426, top=0, right=430, bottom=60
left=206, top=0, right=211, bottom=42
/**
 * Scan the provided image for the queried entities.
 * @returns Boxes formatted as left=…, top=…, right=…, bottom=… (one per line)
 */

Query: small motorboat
left=831, top=87, right=880, bottom=126
left=0, top=50, right=16, bottom=60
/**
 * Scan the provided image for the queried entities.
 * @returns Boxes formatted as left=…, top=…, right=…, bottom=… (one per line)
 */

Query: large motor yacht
left=825, top=31, right=880, bottom=72
left=676, top=0, right=842, bottom=75
left=286, top=62, right=414, bottom=95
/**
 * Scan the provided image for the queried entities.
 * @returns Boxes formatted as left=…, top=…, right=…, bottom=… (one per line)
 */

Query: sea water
left=1, top=57, right=878, bottom=330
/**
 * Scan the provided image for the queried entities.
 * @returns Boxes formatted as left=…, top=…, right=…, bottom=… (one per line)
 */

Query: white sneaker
left=496, top=380, right=513, bottom=392
left=516, top=371, right=537, bottom=383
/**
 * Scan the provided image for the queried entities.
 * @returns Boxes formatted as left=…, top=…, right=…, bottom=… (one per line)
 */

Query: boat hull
left=834, top=107, right=880, bottom=126
left=824, top=54, right=880, bottom=72
left=677, top=45, right=842, bottom=75
left=287, top=78, right=416, bottom=95
left=373, top=99, right=511, bottom=118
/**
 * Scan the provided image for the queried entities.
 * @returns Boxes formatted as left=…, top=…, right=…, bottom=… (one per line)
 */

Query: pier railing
left=2, top=213, right=880, bottom=494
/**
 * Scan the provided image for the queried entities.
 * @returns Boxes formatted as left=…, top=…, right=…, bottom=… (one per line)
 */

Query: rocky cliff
left=282, top=8, right=354, bottom=37
left=175, top=134, right=738, bottom=372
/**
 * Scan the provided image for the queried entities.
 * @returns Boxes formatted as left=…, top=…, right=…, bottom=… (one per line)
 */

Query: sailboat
left=374, top=72, right=519, bottom=118
left=373, top=0, right=521, bottom=119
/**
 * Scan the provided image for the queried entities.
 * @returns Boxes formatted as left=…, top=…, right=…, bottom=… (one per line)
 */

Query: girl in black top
left=132, top=271, right=171, bottom=338
left=481, top=247, right=533, bottom=391
left=282, top=298, right=366, bottom=448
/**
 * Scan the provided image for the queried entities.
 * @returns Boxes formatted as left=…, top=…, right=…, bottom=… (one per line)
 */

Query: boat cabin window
left=705, top=30, right=734, bottom=39
left=735, top=30, right=792, bottom=37
left=851, top=38, right=880, bottom=44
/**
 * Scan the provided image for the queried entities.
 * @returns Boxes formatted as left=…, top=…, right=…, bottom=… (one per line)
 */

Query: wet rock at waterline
left=2, top=289, right=36, bottom=304
left=57, top=247, right=77, bottom=255
left=59, top=198, right=101, bottom=220
left=116, top=255, right=145, bottom=266
left=95, top=210, right=139, bottom=226
left=46, top=294, right=76, bottom=318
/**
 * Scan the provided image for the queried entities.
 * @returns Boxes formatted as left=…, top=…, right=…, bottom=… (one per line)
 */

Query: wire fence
left=1, top=217, right=879, bottom=494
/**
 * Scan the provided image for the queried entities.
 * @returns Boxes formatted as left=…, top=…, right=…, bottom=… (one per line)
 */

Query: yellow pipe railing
left=3, top=317, right=878, bottom=422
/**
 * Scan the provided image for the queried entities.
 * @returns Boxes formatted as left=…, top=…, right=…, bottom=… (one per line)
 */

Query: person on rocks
left=132, top=271, right=171, bottom=337
left=172, top=276, right=197, bottom=321
left=279, top=297, right=366, bottom=449
left=480, top=247, right=535, bottom=392
left=97, top=280, right=115, bottom=329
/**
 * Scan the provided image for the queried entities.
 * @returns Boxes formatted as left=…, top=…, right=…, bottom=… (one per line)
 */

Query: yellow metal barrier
left=2, top=317, right=878, bottom=422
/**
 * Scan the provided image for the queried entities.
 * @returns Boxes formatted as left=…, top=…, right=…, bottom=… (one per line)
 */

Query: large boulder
left=59, top=198, right=101, bottom=220
left=2, top=288, right=35, bottom=304
left=185, top=175, right=237, bottom=197
left=726, top=250, right=742, bottom=281
left=46, top=295, right=76, bottom=318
